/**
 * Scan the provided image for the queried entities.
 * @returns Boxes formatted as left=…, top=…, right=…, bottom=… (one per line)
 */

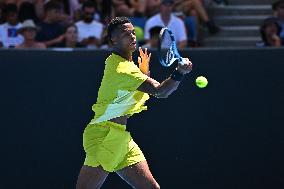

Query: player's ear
left=110, top=29, right=119, bottom=45
left=111, top=35, right=118, bottom=45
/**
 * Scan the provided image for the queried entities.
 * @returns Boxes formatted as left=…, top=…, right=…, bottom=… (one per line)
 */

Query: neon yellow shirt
left=90, top=53, right=149, bottom=124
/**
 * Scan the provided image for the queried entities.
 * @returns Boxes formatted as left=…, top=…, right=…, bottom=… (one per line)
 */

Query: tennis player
left=76, top=17, right=192, bottom=189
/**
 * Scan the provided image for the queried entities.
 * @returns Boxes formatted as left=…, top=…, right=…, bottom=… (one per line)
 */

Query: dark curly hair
left=107, top=17, right=131, bottom=44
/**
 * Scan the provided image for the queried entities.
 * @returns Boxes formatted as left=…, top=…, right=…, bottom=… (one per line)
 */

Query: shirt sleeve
left=0, top=25, right=3, bottom=43
left=116, top=61, right=148, bottom=91
left=144, top=20, right=151, bottom=40
left=175, top=18, right=187, bottom=42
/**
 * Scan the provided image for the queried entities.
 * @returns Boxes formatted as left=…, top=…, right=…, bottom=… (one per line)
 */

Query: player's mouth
left=131, top=41, right=136, bottom=47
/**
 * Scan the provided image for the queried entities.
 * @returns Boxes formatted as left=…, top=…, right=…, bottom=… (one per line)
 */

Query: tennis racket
left=157, top=27, right=186, bottom=67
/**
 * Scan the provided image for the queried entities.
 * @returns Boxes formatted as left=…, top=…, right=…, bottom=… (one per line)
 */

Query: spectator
left=142, top=26, right=162, bottom=48
left=35, top=1, right=65, bottom=47
left=54, top=24, right=85, bottom=48
left=94, top=0, right=115, bottom=24
left=112, top=0, right=146, bottom=17
left=145, top=0, right=160, bottom=17
left=272, top=0, right=284, bottom=40
left=144, top=0, right=187, bottom=48
left=0, top=3, right=23, bottom=48
left=173, top=0, right=220, bottom=34
left=211, top=0, right=228, bottom=6
left=44, top=0, right=80, bottom=24
left=68, top=0, right=82, bottom=21
left=75, top=1, right=103, bottom=48
left=15, top=19, right=45, bottom=48
left=0, top=3, right=5, bottom=24
left=18, top=1, right=39, bottom=23
left=258, top=17, right=282, bottom=47
left=1, top=0, right=20, bottom=7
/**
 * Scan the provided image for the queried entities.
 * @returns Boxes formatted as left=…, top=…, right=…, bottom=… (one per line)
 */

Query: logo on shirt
left=7, top=28, right=18, bottom=38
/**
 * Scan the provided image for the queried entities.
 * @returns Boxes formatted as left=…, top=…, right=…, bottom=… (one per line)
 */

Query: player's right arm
left=137, top=60, right=192, bottom=98
left=137, top=77, right=179, bottom=98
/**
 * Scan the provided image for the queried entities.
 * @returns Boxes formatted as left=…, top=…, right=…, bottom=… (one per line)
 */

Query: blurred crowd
left=258, top=0, right=284, bottom=47
left=0, top=0, right=223, bottom=49
left=0, top=0, right=283, bottom=49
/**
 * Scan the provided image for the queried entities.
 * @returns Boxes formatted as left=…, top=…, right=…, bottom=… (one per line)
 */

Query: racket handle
left=178, top=58, right=186, bottom=65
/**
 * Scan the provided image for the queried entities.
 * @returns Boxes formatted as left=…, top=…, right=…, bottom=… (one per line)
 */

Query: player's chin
left=129, top=43, right=137, bottom=52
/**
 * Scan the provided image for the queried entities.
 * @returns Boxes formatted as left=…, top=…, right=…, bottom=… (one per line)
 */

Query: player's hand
left=138, top=47, right=151, bottom=76
left=177, top=58, right=193, bottom=75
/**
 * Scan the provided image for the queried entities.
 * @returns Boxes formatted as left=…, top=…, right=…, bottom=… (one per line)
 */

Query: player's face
left=115, top=23, right=137, bottom=52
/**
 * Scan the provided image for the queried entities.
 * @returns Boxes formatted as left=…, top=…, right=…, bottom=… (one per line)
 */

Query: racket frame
left=157, top=27, right=185, bottom=67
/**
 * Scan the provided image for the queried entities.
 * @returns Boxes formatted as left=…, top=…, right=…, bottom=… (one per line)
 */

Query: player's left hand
left=138, top=47, right=151, bottom=76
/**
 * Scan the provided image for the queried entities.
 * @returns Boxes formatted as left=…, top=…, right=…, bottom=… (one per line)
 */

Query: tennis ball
left=134, top=26, right=144, bottom=41
left=195, top=76, right=208, bottom=88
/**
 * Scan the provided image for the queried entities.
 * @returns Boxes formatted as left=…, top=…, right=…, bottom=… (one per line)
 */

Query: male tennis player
left=76, top=17, right=192, bottom=189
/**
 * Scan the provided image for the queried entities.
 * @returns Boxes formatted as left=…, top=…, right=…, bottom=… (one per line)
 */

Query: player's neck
left=113, top=48, right=132, bottom=61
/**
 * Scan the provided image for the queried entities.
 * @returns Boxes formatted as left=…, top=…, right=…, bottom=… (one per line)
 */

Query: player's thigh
left=116, top=160, right=160, bottom=189
left=76, top=165, right=109, bottom=189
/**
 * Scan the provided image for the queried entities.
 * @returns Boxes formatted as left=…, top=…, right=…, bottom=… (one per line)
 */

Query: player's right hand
left=177, top=58, right=192, bottom=75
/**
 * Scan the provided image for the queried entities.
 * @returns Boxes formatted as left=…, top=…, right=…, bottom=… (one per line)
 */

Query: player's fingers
left=148, top=53, right=151, bottom=62
left=138, top=57, right=141, bottom=65
left=187, top=62, right=192, bottom=68
left=186, top=59, right=191, bottom=65
left=181, top=63, right=191, bottom=71
left=184, top=60, right=192, bottom=67
left=140, top=47, right=145, bottom=57
left=139, top=47, right=143, bottom=55
left=187, top=64, right=193, bottom=72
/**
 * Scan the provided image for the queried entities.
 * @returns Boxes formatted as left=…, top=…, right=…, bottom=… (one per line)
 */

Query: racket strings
left=158, top=28, right=183, bottom=67
left=161, top=32, right=174, bottom=66
left=166, top=47, right=174, bottom=65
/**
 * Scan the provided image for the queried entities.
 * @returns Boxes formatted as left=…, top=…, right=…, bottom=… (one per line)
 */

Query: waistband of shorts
left=89, top=120, right=126, bottom=131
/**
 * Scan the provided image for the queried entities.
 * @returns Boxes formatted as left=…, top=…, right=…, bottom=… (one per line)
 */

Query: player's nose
left=130, top=33, right=136, bottom=40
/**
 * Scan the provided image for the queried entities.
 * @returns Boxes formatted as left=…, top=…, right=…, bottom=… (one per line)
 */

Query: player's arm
left=137, top=60, right=192, bottom=98
left=138, top=76, right=179, bottom=98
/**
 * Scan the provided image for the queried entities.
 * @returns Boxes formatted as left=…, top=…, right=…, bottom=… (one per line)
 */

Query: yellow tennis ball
left=195, top=76, right=208, bottom=88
